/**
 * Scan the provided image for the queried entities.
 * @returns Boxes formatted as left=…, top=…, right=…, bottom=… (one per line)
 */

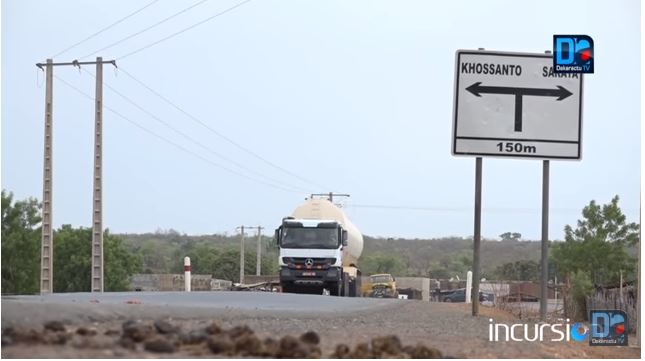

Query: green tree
left=552, top=196, right=639, bottom=319
left=552, top=196, right=639, bottom=286
left=499, top=232, right=522, bottom=241
left=1, top=190, right=41, bottom=294
left=569, top=270, right=594, bottom=320
left=184, top=243, right=219, bottom=275
left=53, top=225, right=92, bottom=292
left=361, top=253, right=405, bottom=275
left=494, top=260, right=540, bottom=281
left=207, top=247, right=258, bottom=282
left=105, top=229, right=143, bottom=290
left=53, top=225, right=142, bottom=292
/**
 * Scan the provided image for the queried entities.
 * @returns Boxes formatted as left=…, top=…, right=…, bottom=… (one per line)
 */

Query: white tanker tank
left=275, top=198, right=364, bottom=296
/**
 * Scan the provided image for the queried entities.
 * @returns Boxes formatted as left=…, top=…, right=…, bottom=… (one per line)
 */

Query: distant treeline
left=116, top=230, right=549, bottom=281
left=3, top=189, right=638, bottom=298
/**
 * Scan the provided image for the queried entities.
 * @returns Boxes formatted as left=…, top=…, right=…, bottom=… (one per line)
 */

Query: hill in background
left=118, top=230, right=543, bottom=281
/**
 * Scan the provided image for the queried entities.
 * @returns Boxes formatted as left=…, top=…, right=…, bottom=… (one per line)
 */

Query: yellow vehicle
left=362, top=274, right=398, bottom=298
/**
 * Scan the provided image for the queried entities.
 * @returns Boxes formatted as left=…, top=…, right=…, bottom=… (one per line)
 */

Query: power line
left=51, top=0, right=160, bottom=59
left=80, top=0, right=211, bottom=60
left=54, top=74, right=303, bottom=194
left=80, top=68, right=311, bottom=193
left=348, top=204, right=592, bottom=214
left=116, top=66, right=331, bottom=191
left=117, top=0, right=253, bottom=60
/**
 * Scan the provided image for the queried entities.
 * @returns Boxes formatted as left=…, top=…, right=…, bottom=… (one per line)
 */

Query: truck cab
left=275, top=218, right=356, bottom=296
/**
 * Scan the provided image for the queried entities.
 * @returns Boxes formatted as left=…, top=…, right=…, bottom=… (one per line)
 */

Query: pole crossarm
left=36, top=59, right=117, bottom=70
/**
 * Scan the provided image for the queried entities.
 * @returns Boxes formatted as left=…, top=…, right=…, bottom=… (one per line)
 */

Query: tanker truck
left=274, top=198, right=364, bottom=296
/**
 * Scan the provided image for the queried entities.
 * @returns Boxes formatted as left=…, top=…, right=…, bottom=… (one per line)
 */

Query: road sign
left=452, top=50, right=583, bottom=159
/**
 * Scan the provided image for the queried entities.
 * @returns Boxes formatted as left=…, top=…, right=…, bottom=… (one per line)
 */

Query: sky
left=1, top=0, right=641, bottom=240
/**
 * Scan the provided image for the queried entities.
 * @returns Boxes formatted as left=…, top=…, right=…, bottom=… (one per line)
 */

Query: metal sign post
left=472, top=157, right=482, bottom=316
left=452, top=49, right=583, bottom=320
left=540, top=160, right=550, bottom=320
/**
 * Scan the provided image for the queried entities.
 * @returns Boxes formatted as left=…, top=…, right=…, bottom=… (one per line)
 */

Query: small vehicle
left=442, top=288, right=487, bottom=303
left=500, top=293, right=539, bottom=302
left=364, top=274, right=398, bottom=298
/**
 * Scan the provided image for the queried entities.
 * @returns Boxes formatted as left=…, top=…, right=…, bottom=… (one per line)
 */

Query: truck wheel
left=328, top=283, right=341, bottom=296
left=281, top=283, right=293, bottom=293
left=348, top=279, right=358, bottom=297
left=342, top=273, right=350, bottom=297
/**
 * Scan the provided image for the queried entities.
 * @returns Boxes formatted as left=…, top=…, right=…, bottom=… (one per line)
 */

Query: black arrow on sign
left=466, top=82, right=573, bottom=132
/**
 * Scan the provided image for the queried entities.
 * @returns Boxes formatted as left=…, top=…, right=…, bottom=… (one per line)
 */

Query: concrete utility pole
left=256, top=226, right=264, bottom=276
left=237, top=226, right=263, bottom=282
left=237, top=226, right=246, bottom=284
left=40, top=59, right=54, bottom=294
left=35, top=58, right=116, bottom=295
left=91, top=57, right=104, bottom=293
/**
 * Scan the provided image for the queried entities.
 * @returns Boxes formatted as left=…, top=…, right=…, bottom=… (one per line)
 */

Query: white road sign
left=452, top=50, right=583, bottom=159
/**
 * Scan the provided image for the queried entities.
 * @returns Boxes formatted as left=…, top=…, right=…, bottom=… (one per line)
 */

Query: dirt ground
left=1, top=300, right=641, bottom=358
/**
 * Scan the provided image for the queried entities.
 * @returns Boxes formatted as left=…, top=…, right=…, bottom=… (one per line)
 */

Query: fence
left=131, top=274, right=232, bottom=291
left=587, top=287, right=637, bottom=333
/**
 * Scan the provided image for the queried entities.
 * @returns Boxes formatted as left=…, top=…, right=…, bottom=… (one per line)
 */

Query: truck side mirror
left=342, top=230, right=348, bottom=246
left=274, top=228, right=280, bottom=244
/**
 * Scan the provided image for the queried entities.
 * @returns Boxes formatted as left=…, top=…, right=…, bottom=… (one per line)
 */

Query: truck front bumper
left=279, top=266, right=341, bottom=285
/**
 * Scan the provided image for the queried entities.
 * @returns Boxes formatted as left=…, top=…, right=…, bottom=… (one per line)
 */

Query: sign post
left=452, top=49, right=583, bottom=319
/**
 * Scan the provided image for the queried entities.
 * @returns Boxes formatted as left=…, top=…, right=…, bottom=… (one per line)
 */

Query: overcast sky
left=1, top=0, right=640, bottom=240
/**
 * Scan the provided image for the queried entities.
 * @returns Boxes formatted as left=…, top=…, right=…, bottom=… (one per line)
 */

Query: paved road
left=1, top=292, right=640, bottom=358
left=2, top=291, right=395, bottom=327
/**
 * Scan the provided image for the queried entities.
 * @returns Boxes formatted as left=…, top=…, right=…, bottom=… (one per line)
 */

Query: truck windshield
left=281, top=227, right=339, bottom=249
left=371, top=275, right=393, bottom=283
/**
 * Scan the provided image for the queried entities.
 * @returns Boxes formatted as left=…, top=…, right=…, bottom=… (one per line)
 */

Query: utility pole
left=40, top=59, right=54, bottom=294
left=237, top=226, right=245, bottom=284
left=256, top=226, right=264, bottom=276
left=91, top=57, right=104, bottom=293
left=237, top=226, right=263, bottom=282
left=35, top=58, right=116, bottom=294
